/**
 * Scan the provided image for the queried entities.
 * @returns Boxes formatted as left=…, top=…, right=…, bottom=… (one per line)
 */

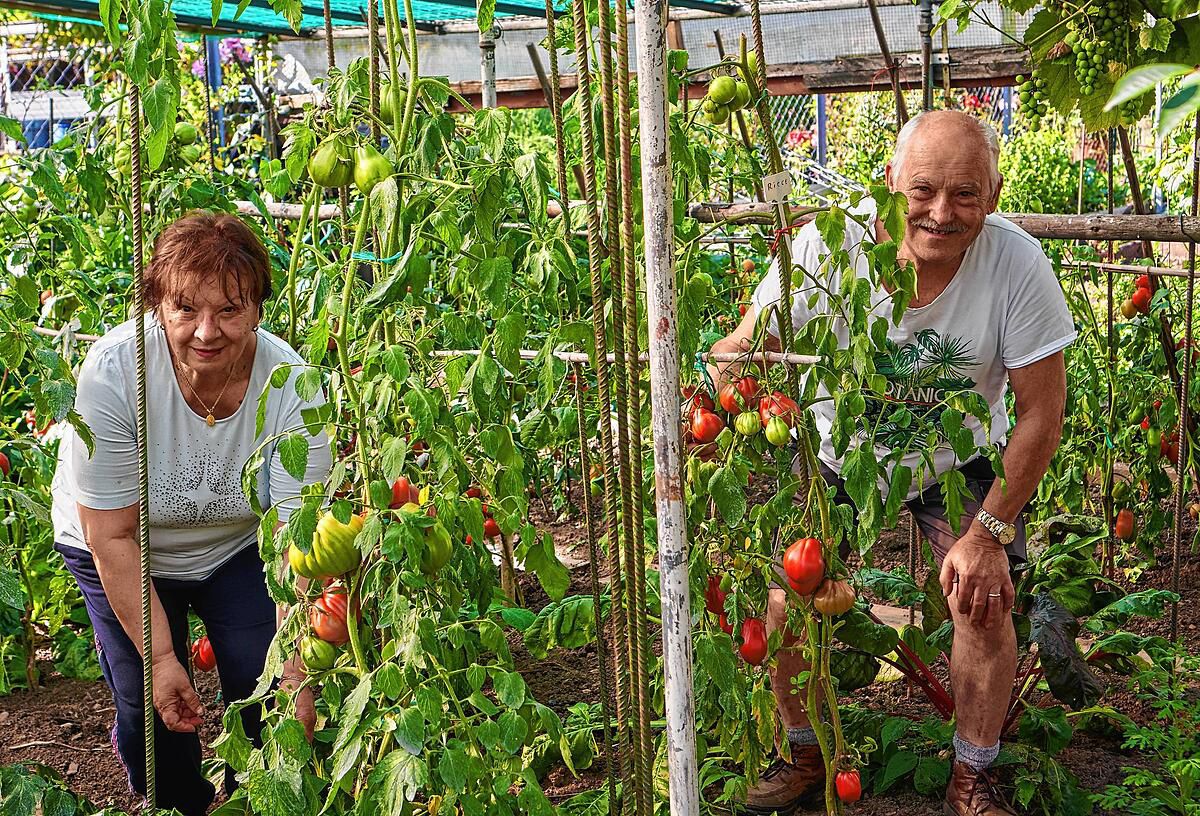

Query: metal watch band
left=976, top=509, right=1014, bottom=543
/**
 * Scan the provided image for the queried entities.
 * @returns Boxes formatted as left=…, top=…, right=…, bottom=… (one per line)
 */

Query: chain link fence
left=1, top=30, right=100, bottom=149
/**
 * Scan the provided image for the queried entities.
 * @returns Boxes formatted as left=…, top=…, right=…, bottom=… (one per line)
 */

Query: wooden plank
left=443, top=44, right=1026, bottom=111
left=687, top=204, right=1200, bottom=242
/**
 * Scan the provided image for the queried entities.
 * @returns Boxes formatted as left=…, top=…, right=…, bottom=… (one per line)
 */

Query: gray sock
left=787, top=727, right=819, bottom=746
left=953, top=733, right=1000, bottom=771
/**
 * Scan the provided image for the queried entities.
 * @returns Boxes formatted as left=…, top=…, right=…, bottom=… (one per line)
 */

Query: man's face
left=885, top=128, right=1001, bottom=270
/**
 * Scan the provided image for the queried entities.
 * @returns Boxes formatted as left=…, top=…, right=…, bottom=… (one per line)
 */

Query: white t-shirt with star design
left=52, top=316, right=332, bottom=580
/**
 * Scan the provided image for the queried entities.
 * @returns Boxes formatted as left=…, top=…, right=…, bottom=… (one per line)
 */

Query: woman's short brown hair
left=142, top=211, right=272, bottom=313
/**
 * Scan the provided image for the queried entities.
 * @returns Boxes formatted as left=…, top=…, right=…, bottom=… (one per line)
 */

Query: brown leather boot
left=943, top=760, right=1018, bottom=815
left=737, top=746, right=825, bottom=815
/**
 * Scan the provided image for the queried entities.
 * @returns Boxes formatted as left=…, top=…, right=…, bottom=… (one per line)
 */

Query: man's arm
left=972, top=350, right=1067, bottom=530
left=939, top=351, right=1066, bottom=626
left=706, top=305, right=781, bottom=389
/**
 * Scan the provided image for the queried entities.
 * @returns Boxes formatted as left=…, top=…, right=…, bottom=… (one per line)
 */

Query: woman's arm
left=78, top=503, right=205, bottom=732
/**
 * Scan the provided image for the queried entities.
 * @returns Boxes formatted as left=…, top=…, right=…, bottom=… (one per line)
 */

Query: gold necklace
left=176, top=358, right=240, bottom=427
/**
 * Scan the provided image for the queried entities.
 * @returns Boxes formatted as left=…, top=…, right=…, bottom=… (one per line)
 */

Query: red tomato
left=759, top=390, right=800, bottom=428
left=836, top=770, right=862, bottom=802
left=0, top=451, right=9, bottom=477
left=719, top=613, right=734, bottom=635
left=1141, top=417, right=1151, bottom=431
left=1163, top=432, right=1179, bottom=462
left=705, top=576, right=728, bottom=616
left=310, top=587, right=351, bottom=645
left=1153, top=399, right=1163, bottom=410
left=390, top=477, right=420, bottom=509
left=1114, top=508, right=1136, bottom=542
left=465, top=486, right=482, bottom=499
left=484, top=517, right=502, bottom=538
left=465, top=534, right=473, bottom=545
left=1134, top=275, right=1151, bottom=290
left=191, top=636, right=216, bottom=672
left=738, top=304, right=747, bottom=317
left=739, top=618, right=768, bottom=665
left=718, top=376, right=761, bottom=414
left=782, top=538, right=825, bottom=595
left=683, top=385, right=715, bottom=414
left=1131, top=286, right=1152, bottom=314
left=689, top=408, right=725, bottom=444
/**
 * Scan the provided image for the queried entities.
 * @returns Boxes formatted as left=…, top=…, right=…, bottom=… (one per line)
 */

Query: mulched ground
left=2, top=483, right=1195, bottom=815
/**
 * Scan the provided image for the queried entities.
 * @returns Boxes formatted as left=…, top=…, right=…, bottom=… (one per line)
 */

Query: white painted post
left=634, top=0, right=700, bottom=812
left=480, top=23, right=498, bottom=108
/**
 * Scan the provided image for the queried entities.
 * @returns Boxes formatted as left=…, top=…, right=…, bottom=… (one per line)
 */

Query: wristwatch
left=975, top=508, right=1016, bottom=546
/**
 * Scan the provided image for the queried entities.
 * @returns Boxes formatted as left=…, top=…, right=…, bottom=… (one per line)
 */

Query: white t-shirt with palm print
left=752, top=199, right=1076, bottom=500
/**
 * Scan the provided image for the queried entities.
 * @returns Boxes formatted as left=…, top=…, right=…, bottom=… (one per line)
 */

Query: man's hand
left=152, top=655, right=205, bottom=732
left=939, top=530, right=1014, bottom=629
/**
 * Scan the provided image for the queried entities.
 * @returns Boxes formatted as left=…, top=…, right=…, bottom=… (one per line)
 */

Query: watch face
left=999, top=527, right=1016, bottom=545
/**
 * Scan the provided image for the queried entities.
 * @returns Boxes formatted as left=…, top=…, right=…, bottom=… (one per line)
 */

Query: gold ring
left=987, top=592, right=1002, bottom=598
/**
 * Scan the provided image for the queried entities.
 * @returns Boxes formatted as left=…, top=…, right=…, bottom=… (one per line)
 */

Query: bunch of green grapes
left=1016, top=73, right=1050, bottom=130
left=1117, top=98, right=1141, bottom=126
left=1063, top=0, right=1130, bottom=95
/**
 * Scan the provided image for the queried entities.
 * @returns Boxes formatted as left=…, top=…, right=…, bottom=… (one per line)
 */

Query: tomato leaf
left=492, top=669, right=527, bottom=708
left=518, top=527, right=570, bottom=602
left=394, top=706, right=426, bottom=755
left=708, top=466, right=746, bottom=525
left=364, top=749, right=429, bottom=808
left=277, top=433, right=310, bottom=482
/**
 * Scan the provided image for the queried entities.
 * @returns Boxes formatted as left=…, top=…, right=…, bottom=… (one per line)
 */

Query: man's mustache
left=910, top=218, right=968, bottom=234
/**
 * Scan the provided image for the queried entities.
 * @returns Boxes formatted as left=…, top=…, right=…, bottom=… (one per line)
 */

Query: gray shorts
left=811, top=457, right=1027, bottom=567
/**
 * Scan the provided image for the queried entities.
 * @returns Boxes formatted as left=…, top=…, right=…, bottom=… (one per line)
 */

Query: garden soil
left=1, top=485, right=1194, bottom=815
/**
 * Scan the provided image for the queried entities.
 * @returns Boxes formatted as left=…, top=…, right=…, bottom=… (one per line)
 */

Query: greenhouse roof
left=11, top=0, right=740, bottom=36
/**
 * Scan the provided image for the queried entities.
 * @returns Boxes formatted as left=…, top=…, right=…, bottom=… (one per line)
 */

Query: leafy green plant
left=1092, top=641, right=1200, bottom=815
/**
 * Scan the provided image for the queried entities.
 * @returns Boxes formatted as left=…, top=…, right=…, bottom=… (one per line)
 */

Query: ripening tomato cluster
left=1120, top=274, right=1154, bottom=318
left=683, top=377, right=800, bottom=450
left=702, top=537, right=857, bottom=668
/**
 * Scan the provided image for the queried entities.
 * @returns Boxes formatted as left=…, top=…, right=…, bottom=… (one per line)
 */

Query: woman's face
left=159, top=277, right=258, bottom=372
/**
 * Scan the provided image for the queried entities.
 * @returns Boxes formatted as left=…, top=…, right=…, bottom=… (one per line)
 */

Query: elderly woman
left=50, top=212, right=331, bottom=816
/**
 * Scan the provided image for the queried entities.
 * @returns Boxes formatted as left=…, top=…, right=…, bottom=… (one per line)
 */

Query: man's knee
left=767, top=587, right=803, bottom=647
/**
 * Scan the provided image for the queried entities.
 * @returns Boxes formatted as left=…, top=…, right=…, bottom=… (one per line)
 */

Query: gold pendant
left=206, top=414, right=216, bottom=427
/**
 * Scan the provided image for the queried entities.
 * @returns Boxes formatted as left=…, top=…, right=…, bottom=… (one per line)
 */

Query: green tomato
left=708, top=75, right=737, bottom=105
left=353, top=142, right=393, bottom=195
left=174, top=121, right=199, bottom=145
left=179, top=144, right=203, bottom=164
left=706, top=103, right=730, bottom=126
left=308, top=135, right=354, bottom=189
left=420, top=520, right=453, bottom=575
left=735, top=411, right=761, bottom=436
left=765, top=415, right=791, bottom=447
left=289, top=512, right=364, bottom=580
left=732, top=81, right=752, bottom=111
left=301, top=635, right=337, bottom=672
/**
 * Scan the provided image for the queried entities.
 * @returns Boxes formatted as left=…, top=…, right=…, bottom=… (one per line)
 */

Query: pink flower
left=191, top=59, right=205, bottom=78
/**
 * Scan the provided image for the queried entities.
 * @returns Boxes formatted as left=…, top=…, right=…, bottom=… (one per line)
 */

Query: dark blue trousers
left=56, top=542, right=276, bottom=816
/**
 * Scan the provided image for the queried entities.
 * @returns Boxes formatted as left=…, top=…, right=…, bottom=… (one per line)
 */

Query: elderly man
left=709, top=110, right=1075, bottom=815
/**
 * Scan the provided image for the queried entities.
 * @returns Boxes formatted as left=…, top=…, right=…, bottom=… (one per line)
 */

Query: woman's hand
left=152, top=655, right=205, bottom=732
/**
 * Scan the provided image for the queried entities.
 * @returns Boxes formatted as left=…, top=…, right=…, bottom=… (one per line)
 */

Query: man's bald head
left=891, top=110, right=1001, bottom=194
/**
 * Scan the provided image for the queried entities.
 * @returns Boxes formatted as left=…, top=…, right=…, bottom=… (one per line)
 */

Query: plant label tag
left=762, top=171, right=793, bottom=204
